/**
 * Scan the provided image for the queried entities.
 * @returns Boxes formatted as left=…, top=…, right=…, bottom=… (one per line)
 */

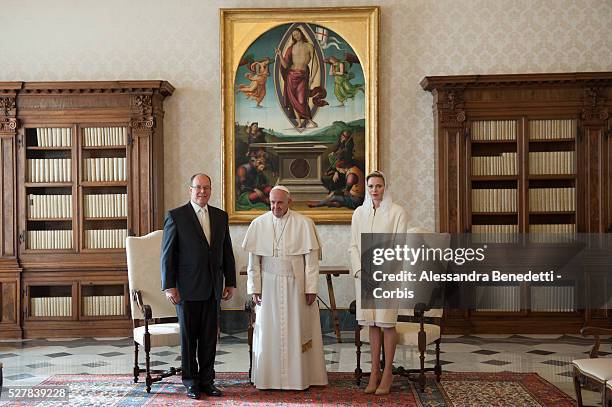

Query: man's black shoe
left=186, top=385, right=200, bottom=399
left=202, top=383, right=223, bottom=397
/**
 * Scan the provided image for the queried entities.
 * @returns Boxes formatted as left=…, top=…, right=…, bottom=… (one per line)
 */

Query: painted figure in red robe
left=276, top=28, right=326, bottom=129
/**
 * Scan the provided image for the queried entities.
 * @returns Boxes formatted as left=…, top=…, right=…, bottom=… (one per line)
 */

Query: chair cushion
left=359, top=322, right=441, bottom=347
left=133, top=323, right=180, bottom=347
left=572, top=358, right=612, bottom=382
left=396, top=322, right=441, bottom=347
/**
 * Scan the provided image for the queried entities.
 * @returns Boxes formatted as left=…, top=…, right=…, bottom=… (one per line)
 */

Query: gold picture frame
left=221, top=6, right=379, bottom=224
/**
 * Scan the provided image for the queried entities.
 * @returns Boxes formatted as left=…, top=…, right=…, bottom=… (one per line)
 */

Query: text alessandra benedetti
left=372, top=270, right=557, bottom=282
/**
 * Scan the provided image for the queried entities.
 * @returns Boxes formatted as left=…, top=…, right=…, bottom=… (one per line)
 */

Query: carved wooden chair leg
left=355, top=324, right=362, bottom=386
left=434, top=339, right=442, bottom=382
left=133, top=341, right=140, bottom=383
left=419, top=347, right=426, bottom=392
left=572, top=367, right=583, bottom=407
left=246, top=299, right=255, bottom=384
left=248, top=326, right=253, bottom=383
left=144, top=331, right=152, bottom=393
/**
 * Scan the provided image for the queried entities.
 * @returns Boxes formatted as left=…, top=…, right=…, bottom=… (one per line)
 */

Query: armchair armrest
left=581, top=326, right=612, bottom=336
left=397, top=314, right=442, bottom=324
left=245, top=298, right=255, bottom=313
left=398, top=302, right=441, bottom=323
left=580, top=326, right=612, bottom=358
left=349, top=300, right=356, bottom=315
left=414, top=302, right=429, bottom=317
left=132, top=290, right=152, bottom=320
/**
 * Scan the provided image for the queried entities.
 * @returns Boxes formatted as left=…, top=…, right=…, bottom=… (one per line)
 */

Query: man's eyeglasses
left=191, top=185, right=211, bottom=191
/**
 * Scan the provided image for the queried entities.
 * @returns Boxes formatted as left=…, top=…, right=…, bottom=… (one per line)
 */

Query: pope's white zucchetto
left=270, top=185, right=291, bottom=196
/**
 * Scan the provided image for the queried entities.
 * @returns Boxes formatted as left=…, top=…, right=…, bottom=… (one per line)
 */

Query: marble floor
left=1, top=331, right=610, bottom=406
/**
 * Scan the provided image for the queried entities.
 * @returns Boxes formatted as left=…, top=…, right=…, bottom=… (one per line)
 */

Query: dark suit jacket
left=161, top=202, right=236, bottom=301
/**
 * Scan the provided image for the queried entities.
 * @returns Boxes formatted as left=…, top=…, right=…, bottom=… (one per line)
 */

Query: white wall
left=2, top=0, right=611, bottom=309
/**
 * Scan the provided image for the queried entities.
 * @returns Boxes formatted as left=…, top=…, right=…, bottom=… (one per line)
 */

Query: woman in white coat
left=350, top=171, right=408, bottom=395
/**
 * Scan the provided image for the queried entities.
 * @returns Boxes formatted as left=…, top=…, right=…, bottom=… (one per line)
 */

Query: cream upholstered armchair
left=126, top=230, right=181, bottom=393
left=351, top=227, right=445, bottom=392
left=351, top=302, right=443, bottom=392
left=572, top=326, right=612, bottom=407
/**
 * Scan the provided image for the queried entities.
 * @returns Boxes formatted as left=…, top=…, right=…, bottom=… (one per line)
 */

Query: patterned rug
left=1, top=371, right=575, bottom=406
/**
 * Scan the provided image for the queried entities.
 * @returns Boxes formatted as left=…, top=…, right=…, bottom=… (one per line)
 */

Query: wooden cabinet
left=0, top=81, right=173, bottom=338
left=421, top=72, right=611, bottom=334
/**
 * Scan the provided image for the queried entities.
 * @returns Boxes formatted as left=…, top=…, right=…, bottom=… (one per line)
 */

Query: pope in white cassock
left=242, top=185, right=328, bottom=390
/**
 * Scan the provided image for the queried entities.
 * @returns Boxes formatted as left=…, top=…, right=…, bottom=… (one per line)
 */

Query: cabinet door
left=79, top=281, right=128, bottom=319
left=527, top=118, right=577, bottom=234
left=581, top=124, right=609, bottom=232
left=79, top=125, right=129, bottom=252
left=25, top=283, right=75, bottom=320
left=0, top=277, right=20, bottom=338
left=469, top=119, right=520, bottom=236
left=19, top=126, right=76, bottom=254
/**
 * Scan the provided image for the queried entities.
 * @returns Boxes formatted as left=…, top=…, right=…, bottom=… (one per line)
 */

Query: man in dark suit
left=161, top=173, right=236, bottom=400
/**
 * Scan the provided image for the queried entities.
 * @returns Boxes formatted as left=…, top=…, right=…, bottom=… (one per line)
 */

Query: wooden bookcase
left=421, top=72, right=611, bottom=334
left=0, top=81, right=173, bottom=338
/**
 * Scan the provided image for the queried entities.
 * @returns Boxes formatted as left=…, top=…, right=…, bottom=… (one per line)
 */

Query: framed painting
left=221, top=6, right=379, bottom=223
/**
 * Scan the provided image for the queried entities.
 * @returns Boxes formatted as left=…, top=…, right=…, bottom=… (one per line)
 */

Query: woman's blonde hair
left=365, top=170, right=385, bottom=184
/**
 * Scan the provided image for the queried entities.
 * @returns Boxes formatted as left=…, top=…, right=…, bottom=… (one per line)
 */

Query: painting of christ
left=222, top=8, right=379, bottom=223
